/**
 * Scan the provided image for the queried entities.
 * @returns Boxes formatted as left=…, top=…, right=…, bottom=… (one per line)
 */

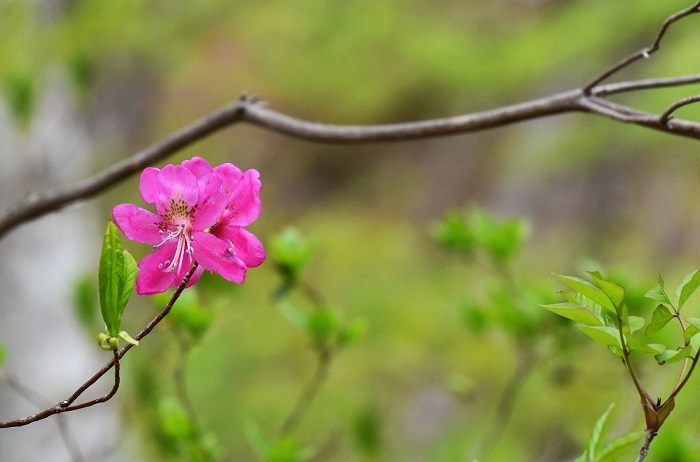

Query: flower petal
left=192, top=232, right=247, bottom=283
left=213, top=163, right=243, bottom=194
left=211, top=226, right=266, bottom=268
left=221, top=169, right=262, bottom=226
left=156, top=165, right=199, bottom=215
left=112, top=204, right=163, bottom=245
left=136, top=243, right=178, bottom=295
left=182, top=156, right=213, bottom=179
left=139, top=167, right=160, bottom=204
left=194, top=179, right=227, bottom=230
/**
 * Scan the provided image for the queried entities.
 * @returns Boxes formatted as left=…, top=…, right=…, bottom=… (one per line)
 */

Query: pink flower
left=112, top=157, right=265, bottom=295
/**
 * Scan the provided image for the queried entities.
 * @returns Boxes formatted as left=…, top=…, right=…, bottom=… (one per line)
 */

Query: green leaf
left=307, top=308, right=339, bottom=344
left=163, top=288, right=212, bottom=338
left=469, top=208, right=529, bottom=264
left=119, top=251, right=138, bottom=312
left=158, top=398, right=195, bottom=441
left=118, top=331, right=139, bottom=346
left=270, top=227, right=316, bottom=280
left=655, top=346, right=691, bottom=365
left=431, top=211, right=474, bottom=254
left=0, top=344, right=5, bottom=367
left=589, top=273, right=624, bottom=309
left=588, top=403, right=615, bottom=461
left=539, top=302, right=603, bottom=326
left=597, top=431, right=646, bottom=462
left=461, top=302, right=490, bottom=332
left=99, top=222, right=125, bottom=337
left=690, top=332, right=700, bottom=352
left=645, top=276, right=671, bottom=305
left=685, top=317, right=700, bottom=330
left=555, top=275, right=616, bottom=314
left=338, top=317, right=368, bottom=348
left=626, top=335, right=665, bottom=355
left=675, top=269, right=700, bottom=309
left=577, top=325, right=622, bottom=350
left=684, top=324, right=699, bottom=342
left=627, top=316, right=645, bottom=334
left=645, top=305, right=674, bottom=336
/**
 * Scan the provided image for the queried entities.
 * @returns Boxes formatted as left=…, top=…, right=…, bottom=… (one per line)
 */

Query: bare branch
left=0, top=263, right=199, bottom=428
left=594, top=74, right=700, bottom=97
left=583, top=1, right=700, bottom=92
left=660, top=94, right=700, bottom=124
left=2, top=0, right=700, bottom=241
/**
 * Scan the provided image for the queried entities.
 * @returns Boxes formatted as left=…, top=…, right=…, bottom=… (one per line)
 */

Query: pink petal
left=213, top=163, right=243, bottom=194
left=221, top=169, right=262, bottom=226
left=182, top=157, right=213, bottom=179
left=112, top=204, right=164, bottom=245
left=139, top=167, right=160, bottom=204
left=192, top=232, right=247, bottom=283
left=194, top=185, right=227, bottom=230
left=211, top=226, right=266, bottom=268
left=136, top=243, right=178, bottom=295
left=156, top=165, right=199, bottom=216
left=198, top=172, right=221, bottom=198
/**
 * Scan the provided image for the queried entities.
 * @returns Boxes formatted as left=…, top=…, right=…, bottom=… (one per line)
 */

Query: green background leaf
left=675, top=269, right=700, bottom=309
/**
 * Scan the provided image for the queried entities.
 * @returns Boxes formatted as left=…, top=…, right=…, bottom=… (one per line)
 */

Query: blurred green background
left=3, top=0, right=700, bottom=460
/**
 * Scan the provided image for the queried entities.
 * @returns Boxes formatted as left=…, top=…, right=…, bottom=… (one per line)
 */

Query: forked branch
left=0, top=3, right=700, bottom=240
left=2, top=1, right=700, bottom=429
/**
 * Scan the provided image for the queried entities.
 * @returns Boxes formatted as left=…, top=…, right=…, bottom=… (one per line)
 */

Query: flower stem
left=636, top=430, right=657, bottom=462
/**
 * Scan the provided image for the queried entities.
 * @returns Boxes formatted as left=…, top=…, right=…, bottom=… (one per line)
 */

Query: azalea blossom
left=112, top=157, right=265, bottom=295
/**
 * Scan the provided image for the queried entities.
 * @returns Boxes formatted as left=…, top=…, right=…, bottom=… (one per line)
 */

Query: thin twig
left=660, top=94, right=700, bottom=124
left=279, top=346, right=332, bottom=436
left=583, top=1, right=700, bottom=92
left=636, top=430, right=658, bottom=462
left=593, top=74, right=700, bottom=97
left=3, top=5, right=700, bottom=240
left=0, top=263, right=199, bottom=428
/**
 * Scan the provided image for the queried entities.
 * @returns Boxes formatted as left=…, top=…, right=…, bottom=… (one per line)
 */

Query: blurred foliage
left=574, top=404, right=645, bottom=462
left=73, top=273, right=99, bottom=329
left=5, top=0, right=700, bottom=461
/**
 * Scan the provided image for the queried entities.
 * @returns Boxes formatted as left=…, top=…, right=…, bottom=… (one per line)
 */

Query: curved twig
left=583, top=1, right=700, bottom=93
left=0, top=263, right=199, bottom=428
left=660, top=94, right=700, bottom=124
left=2, top=1, right=700, bottom=432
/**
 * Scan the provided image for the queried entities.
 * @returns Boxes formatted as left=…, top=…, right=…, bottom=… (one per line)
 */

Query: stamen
left=153, top=221, right=194, bottom=273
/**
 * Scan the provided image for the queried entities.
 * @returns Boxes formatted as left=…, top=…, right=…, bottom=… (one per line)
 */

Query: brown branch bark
left=1, top=0, right=700, bottom=432
left=0, top=263, right=199, bottom=428
left=0, top=3, right=698, bottom=239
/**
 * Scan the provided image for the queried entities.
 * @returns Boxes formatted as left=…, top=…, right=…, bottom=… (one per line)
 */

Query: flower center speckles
left=153, top=198, right=197, bottom=274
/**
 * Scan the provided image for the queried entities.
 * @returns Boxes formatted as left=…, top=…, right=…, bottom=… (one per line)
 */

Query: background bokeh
left=2, top=0, right=700, bottom=460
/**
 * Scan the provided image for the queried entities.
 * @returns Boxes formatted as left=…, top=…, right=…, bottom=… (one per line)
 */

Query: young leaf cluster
left=98, top=221, right=139, bottom=350
left=575, top=404, right=645, bottom=462
left=433, top=207, right=529, bottom=266
left=541, top=272, right=666, bottom=358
